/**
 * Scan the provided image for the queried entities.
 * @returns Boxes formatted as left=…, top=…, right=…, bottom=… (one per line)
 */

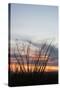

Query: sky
left=10, top=4, right=58, bottom=71
left=10, top=4, right=58, bottom=47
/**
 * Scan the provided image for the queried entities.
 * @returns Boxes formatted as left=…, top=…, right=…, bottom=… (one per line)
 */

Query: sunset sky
left=10, top=4, right=58, bottom=72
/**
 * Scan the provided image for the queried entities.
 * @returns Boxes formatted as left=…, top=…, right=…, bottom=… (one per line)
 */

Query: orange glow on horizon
left=9, top=63, right=58, bottom=73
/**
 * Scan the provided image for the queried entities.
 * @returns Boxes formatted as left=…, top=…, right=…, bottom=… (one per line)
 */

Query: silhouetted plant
left=10, top=39, right=56, bottom=74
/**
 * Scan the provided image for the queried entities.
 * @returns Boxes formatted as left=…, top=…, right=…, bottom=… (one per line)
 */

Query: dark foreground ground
left=8, top=71, right=58, bottom=87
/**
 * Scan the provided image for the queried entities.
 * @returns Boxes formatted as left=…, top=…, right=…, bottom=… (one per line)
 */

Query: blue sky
left=11, top=4, right=58, bottom=46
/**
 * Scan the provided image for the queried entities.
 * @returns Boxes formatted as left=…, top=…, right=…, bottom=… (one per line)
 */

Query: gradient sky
left=10, top=4, right=58, bottom=69
left=10, top=4, right=58, bottom=47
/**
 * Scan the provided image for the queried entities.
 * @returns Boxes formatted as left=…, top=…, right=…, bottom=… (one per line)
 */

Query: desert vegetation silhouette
left=11, top=39, right=56, bottom=73
left=9, top=39, right=58, bottom=86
